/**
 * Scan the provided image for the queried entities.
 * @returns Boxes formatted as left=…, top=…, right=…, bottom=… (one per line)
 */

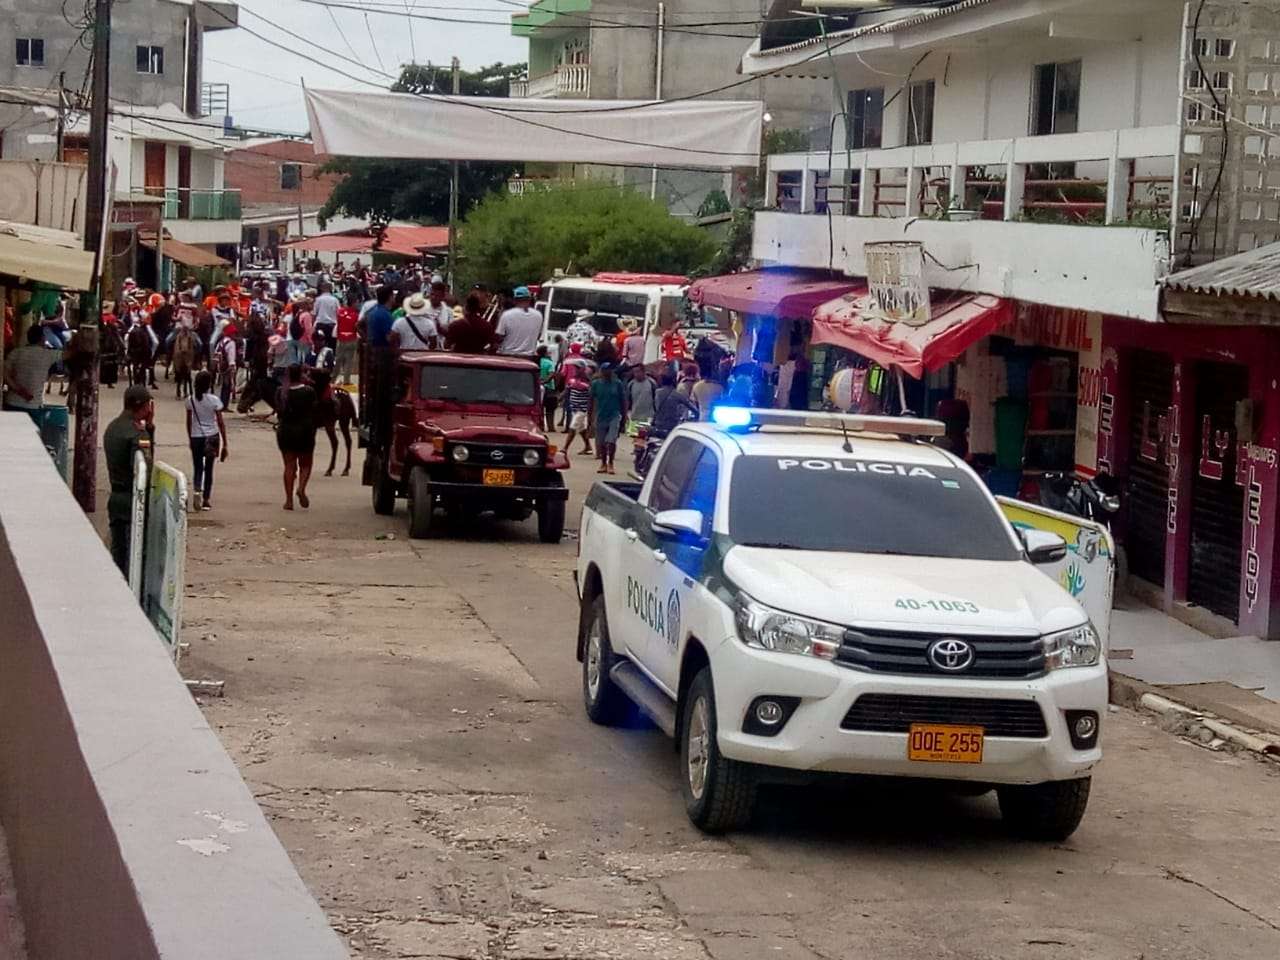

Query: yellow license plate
left=907, top=724, right=984, bottom=764
left=482, top=469, right=516, bottom=487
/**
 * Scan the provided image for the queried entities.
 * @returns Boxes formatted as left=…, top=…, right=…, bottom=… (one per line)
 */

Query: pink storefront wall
left=1099, top=318, right=1280, bottom=639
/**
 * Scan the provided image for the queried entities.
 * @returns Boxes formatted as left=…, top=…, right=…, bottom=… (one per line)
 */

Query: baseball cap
left=123, top=384, right=152, bottom=408
left=513, top=285, right=531, bottom=300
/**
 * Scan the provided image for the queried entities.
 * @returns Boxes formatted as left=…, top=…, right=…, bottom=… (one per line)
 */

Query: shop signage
left=1238, top=444, right=1276, bottom=613
left=1013, top=303, right=1095, bottom=352
left=863, top=242, right=930, bottom=326
left=1072, top=313, right=1103, bottom=476
left=1167, top=366, right=1183, bottom=535
left=129, top=455, right=188, bottom=662
left=1197, top=415, right=1232, bottom=480
left=1097, top=348, right=1119, bottom=475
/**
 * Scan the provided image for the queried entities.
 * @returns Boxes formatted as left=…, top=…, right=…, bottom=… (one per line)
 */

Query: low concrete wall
left=0, top=414, right=347, bottom=960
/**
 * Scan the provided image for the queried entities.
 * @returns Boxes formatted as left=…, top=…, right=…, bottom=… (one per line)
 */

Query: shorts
left=596, top=416, right=622, bottom=446
left=569, top=410, right=589, bottom=431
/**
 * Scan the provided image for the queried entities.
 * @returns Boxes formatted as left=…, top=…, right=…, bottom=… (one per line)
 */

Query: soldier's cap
left=124, top=385, right=153, bottom=409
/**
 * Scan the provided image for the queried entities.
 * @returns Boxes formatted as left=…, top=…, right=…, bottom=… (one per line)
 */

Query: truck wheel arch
left=576, top=564, right=605, bottom=661
left=674, top=639, right=710, bottom=752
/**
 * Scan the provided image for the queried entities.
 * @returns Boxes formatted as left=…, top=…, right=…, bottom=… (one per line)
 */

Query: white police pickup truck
left=574, top=409, right=1107, bottom=838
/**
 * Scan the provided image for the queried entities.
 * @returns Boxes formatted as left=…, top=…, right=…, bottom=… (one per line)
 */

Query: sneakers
left=192, top=491, right=203, bottom=511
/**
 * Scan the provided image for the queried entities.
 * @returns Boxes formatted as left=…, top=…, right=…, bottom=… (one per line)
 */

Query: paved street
left=97, top=392, right=1280, bottom=960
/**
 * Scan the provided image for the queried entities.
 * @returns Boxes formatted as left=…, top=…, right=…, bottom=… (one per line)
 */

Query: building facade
left=509, top=0, right=832, bottom=217
left=721, top=0, right=1280, bottom=637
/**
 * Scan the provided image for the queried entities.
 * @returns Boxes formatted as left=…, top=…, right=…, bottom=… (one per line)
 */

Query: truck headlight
left=734, top=594, right=841, bottom=661
left=451, top=445, right=470, bottom=462
left=1041, top=623, right=1101, bottom=670
left=523, top=449, right=541, bottom=466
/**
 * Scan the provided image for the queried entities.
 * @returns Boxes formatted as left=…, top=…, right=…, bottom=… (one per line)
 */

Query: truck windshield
left=420, top=366, right=537, bottom=406
left=728, top=455, right=1021, bottom=561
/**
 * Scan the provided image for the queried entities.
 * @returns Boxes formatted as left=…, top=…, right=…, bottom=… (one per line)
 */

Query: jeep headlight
left=523, top=448, right=541, bottom=467
left=734, top=594, right=841, bottom=661
left=1041, top=623, right=1101, bottom=670
left=451, top=444, right=470, bottom=462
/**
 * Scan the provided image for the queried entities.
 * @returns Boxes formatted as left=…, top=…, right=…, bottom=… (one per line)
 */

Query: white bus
left=538, top=273, right=710, bottom=363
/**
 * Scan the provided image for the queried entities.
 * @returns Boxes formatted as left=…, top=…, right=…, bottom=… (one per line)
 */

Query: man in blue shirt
left=366, top=286, right=397, bottom=448
left=366, top=287, right=395, bottom=347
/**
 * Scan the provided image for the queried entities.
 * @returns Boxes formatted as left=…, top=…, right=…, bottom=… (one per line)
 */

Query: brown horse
left=311, top=370, right=359, bottom=477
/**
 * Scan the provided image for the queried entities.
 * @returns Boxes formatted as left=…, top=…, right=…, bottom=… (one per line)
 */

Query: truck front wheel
left=408, top=466, right=435, bottom=539
left=997, top=777, right=1091, bottom=841
left=582, top=595, right=629, bottom=726
left=680, top=668, right=756, bottom=833
left=538, top=498, right=566, bottom=543
left=371, top=454, right=395, bottom=516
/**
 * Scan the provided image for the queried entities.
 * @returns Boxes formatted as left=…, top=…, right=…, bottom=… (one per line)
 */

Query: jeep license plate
left=483, top=469, right=516, bottom=487
left=907, top=724, right=984, bottom=764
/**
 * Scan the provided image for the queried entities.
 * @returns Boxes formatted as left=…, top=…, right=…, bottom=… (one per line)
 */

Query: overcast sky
left=203, top=0, right=528, bottom=134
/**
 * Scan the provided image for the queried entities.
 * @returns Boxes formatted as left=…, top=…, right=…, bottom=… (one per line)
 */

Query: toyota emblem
left=490, top=449, right=505, bottom=461
left=927, top=638, right=975, bottom=672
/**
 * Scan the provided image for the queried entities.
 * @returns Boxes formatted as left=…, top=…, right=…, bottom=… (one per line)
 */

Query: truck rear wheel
left=582, top=595, right=629, bottom=726
left=997, top=777, right=1091, bottom=841
left=538, top=498, right=566, bottom=543
left=371, top=454, right=395, bottom=516
left=408, top=466, right=435, bottom=539
left=680, top=668, right=756, bottom=833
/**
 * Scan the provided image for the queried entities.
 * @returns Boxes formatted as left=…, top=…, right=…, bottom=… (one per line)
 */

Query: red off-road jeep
left=363, top=353, right=571, bottom=542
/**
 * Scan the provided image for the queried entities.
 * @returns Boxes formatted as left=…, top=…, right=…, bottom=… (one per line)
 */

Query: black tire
left=679, top=668, right=756, bottom=833
left=581, top=595, right=630, bottom=726
left=407, top=466, right=434, bottom=539
left=538, top=498, right=566, bottom=543
left=371, top=454, right=395, bottom=516
left=997, top=777, right=1091, bottom=841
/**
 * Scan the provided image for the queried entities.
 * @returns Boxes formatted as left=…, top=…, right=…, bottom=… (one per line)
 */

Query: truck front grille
left=840, top=694, right=1049, bottom=738
left=837, top=629, right=1045, bottom=679
left=457, top=442, right=542, bottom=466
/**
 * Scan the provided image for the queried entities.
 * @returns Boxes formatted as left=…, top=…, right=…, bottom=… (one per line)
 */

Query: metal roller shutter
left=1125, top=350, right=1173, bottom=587
left=1187, top=361, right=1247, bottom=623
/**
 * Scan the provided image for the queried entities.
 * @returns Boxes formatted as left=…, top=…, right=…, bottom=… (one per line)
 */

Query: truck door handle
left=653, top=550, right=667, bottom=564
left=625, top=528, right=638, bottom=541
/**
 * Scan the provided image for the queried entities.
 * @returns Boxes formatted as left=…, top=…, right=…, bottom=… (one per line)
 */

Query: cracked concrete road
left=115, top=392, right=1280, bottom=960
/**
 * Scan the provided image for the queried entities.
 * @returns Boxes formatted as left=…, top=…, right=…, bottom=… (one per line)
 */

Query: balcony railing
left=510, top=63, right=590, bottom=99
left=132, top=186, right=243, bottom=221
left=766, top=125, right=1179, bottom=228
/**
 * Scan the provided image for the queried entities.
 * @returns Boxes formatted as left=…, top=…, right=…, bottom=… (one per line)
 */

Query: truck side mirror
left=1022, top=528, right=1068, bottom=565
left=653, top=509, right=705, bottom=543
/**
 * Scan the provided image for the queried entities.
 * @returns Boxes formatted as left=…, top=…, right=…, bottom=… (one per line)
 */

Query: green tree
left=317, top=62, right=526, bottom=228
left=458, top=181, right=718, bottom=289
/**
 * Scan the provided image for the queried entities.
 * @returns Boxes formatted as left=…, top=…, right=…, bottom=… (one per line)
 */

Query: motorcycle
left=1039, top=471, right=1128, bottom=596
left=633, top=423, right=662, bottom=479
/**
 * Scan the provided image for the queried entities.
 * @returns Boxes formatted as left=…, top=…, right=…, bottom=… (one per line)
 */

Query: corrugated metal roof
left=751, top=0, right=998, bottom=58
left=1163, top=243, right=1280, bottom=301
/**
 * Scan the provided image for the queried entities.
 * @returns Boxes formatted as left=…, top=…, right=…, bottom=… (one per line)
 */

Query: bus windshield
left=546, top=286, right=652, bottom=336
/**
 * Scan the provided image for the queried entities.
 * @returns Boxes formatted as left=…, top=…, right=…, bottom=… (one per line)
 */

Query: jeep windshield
left=419, top=366, right=537, bottom=406
left=728, top=456, right=1020, bottom=562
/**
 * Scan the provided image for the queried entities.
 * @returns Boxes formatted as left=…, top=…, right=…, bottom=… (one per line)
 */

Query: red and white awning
left=813, top=290, right=1013, bottom=378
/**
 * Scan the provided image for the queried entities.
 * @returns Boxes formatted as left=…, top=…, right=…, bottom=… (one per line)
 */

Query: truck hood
left=722, top=547, right=1088, bottom=636
left=422, top=412, right=545, bottom=444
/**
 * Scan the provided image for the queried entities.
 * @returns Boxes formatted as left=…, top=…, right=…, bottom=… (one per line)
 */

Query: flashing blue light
left=712, top=406, right=753, bottom=429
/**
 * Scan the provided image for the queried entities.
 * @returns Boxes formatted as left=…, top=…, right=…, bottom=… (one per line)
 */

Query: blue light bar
left=712, top=406, right=753, bottom=429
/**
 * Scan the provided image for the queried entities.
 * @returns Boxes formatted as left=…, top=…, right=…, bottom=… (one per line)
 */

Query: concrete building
left=688, top=0, right=1280, bottom=638
left=508, top=0, right=832, bottom=217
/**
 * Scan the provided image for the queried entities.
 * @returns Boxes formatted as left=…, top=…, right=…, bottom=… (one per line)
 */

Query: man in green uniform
left=103, top=385, right=154, bottom=575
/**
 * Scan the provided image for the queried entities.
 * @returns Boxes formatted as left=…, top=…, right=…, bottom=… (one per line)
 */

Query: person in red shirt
left=661, top=328, right=689, bottom=364
left=335, top=294, right=360, bottom=385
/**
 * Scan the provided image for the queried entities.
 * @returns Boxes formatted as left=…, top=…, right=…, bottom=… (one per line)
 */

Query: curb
left=1112, top=671, right=1280, bottom=760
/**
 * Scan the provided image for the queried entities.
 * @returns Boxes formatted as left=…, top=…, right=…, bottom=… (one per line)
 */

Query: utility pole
left=448, top=57, right=460, bottom=289
left=73, top=0, right=112, bottom=513
left=55, top=70, right=67, bottom=161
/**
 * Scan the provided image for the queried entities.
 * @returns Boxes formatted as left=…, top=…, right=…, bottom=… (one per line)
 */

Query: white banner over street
left=304, top=89, right=764, bottom=170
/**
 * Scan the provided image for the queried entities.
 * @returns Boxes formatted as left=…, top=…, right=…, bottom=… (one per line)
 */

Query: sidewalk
left=1109, top=599, right=1280, bottom=735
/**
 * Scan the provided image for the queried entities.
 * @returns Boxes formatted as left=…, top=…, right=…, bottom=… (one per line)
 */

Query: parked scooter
left=1039, top=471, right=1128, bottom=596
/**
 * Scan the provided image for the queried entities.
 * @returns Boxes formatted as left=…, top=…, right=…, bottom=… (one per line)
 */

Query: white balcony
left=758, top=125, right=1179, bottom=321
left=510, top=63, right=590, bottom=99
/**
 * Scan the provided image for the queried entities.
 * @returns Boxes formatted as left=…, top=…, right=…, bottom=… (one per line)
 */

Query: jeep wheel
left=680, top=668, right=756, bottom=833
left=997, top=777, right=1091, bottom=841
left=538, top=498, right=566, bottom=543
left=371, top=454, right=395, bottom=516
left=582, top=595, right=629, bottom=726
left=407, top=466, right=435, bottom=539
